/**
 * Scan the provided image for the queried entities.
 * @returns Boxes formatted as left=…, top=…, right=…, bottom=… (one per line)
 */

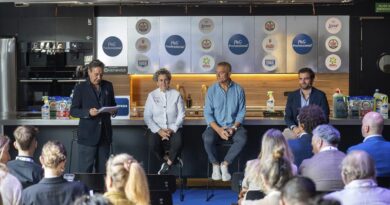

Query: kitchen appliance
left=0, top=37, right=17, bottom=117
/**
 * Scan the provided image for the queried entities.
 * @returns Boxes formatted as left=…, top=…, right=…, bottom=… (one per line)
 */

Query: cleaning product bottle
left=186, top=94, right=193, bottom=108
left=41, top=96, right=50, bottom=120
left=374, top=89, right=388, bottom=119
left=266, top=91, right=275, bottom=112
left=333, top=88, right=348, bottom=118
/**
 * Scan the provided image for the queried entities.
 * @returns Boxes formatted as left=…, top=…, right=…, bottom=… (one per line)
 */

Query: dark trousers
left=202, top=127, right=247, bottom=164
left=78, top=141, right=110, bottom=173
left=148, top=129, right=183, bottom=163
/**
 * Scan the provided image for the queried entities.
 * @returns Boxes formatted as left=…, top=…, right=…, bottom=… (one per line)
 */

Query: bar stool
left=145, top=128, right=185, bottom=201
left=206, top=139, right=241, bottom=201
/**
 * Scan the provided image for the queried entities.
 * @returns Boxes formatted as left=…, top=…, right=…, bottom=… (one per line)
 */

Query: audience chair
left=74, top=173, right=105, bottom=193
left=231, top=172, right=244, bottom=194
left=206, top=139, right=241, bottom=201
left=150, top=190, right=173, bottom=205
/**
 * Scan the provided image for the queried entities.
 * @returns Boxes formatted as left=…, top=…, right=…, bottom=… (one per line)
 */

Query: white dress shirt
left=144, top=88, right=185, bottom=133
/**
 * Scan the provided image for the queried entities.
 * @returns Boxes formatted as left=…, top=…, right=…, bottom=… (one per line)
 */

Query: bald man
left=347, top=112, right=390, bottom=177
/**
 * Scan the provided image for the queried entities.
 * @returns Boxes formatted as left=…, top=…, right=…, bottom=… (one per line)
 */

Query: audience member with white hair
left=325, top=150, right=390, bottom=204
left=104, top=153, right=150, bottom=205
left=22, top=141, right=88, bottom=205
left=347, top=111, right=390, bottom=177
left=240, top=129, right=297, bottom=202
left=0, top=135, right=22, bottom=205
left=299, top=124, right=345, bottom=191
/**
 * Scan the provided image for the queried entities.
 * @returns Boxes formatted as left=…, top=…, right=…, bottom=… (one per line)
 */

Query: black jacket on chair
left=70, top=79, right=116, bottom=146
left=284, top=87, right=330, bottom=128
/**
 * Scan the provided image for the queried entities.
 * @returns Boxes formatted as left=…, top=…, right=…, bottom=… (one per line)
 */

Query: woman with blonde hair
left=240, top=129, right=296, bottom=202
left=22, top=141, right=88, bottom=205
left=0, top=135, right=22, bottom=205
left=104, top=153, right=150, bottom=205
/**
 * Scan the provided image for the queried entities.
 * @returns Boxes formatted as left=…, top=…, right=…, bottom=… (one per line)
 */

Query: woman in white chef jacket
left=144, top=68, right=185, bottom=175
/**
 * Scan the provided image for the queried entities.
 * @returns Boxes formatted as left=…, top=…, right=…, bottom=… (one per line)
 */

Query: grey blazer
left=299, top=149, right=346, bottom=191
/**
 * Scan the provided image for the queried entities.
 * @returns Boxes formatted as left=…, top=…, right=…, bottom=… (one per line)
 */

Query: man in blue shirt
left=202, top=62, right=247, bottom=181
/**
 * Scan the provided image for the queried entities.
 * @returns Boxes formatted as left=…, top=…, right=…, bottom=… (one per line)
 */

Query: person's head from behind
left=39, top=141, right=67, bottom=176
left=260, top=147, right=293, bottom=192
left=361, top=111, right=384, bottom=138
left=341, top=150, right=376, bottom=185
left=153, top=68, right=172, bottom=92
left=260, top=128, right=294, bottom=163
left=88, top=59, right=105, bottom=86
left=0, top=135, right=11, bottom=163
left=216, top=62, right=232, bottom=84
left=280, top=176, right=316, bottom=205
left=298, top=67, right=315, bottom=90
left=13, top=126, right=38, bottom=156
left=73, top=194, right=112, bottom=205
left=298, top=105, right=327, bottom=134
left=311, top=124, right=341, bottom=154
left=105, top=153, right=150, bottom=205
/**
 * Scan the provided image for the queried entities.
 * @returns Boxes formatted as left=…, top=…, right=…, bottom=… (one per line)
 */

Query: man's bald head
left=361, top=112, right=384, bottom=137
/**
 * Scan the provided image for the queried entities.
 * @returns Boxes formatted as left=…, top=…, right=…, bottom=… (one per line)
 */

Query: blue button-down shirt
left=204, top=81, right=246, bottom=127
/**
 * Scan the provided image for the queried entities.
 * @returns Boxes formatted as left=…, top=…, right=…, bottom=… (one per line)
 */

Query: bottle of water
left=41, top=96, right=50, bottom=120
left=266, top=91, right=275, bottom=112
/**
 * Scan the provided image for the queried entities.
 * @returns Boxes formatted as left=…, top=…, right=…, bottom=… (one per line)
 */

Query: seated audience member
left=242, top=148, right=293, bottom=205
left=288, top=105, right=327, bottom=167
left=104, top=153, right=150, bottom=205
left=144, top=68, right=185, bottom=175
left=22, top=141, right=88, bottom=205
left=241, top=129, right=297, bottom=201
left=300, top=124, right=345, bottom=191
left=279, top=176, right=317, bottom=205
left=74, top=194, right=112, bottom=205
left=347, top=111, right=390, bottom=177
left=325, top=151, right=390, bottom=204
left=0, top=135, right=22, bottom=205
left=7, top=126, right=43, bottom=188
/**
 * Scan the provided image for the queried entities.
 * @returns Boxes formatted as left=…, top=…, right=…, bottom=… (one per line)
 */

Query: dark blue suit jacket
left=70, top=79, right=116, bottom=146
left=347, top=136, right=390, bottom=177
left=288, top=133, right=314, bottom=167
left=284, top=87, right=330, bottom=128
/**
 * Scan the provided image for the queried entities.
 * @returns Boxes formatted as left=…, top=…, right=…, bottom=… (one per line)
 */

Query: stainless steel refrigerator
left=0, top=37, right=17, bottom=117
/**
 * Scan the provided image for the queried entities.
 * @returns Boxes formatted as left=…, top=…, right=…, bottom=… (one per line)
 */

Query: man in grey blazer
left=299, top=124, right=345, bottom=192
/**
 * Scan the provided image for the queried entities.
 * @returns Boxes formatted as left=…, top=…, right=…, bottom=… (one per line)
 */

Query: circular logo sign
left=199, top=55, right=215, bottom=72
left=325, top=54, right=342, bottom=71
left=135, top=54, right=150, bottom=72
left=199, top=18, right=214, bottom=34
left=262, top=36, right=277, bottom=52
left=200, top=37, right=214, bottom=52
left=264, top=20, right=278, bottom=34
left=102, top=36, right=123, bottom=57
left=262, top=54, right=277, bottom=71
left=292, top=34, right=313, bottom=55
left=325, top=36, right=342, bottom=53
left=165, top=35, right=186, bottom=56
left=135, top=37, right=151, bottom=53
left=136, top=19, right=151, bottom=35
left=325, top=17, right=342, bottom=34
left=228, top=34, right=249, bottom=55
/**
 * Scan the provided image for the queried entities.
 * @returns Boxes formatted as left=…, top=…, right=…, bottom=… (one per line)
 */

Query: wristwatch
left=231, top=125, right=238, bottom=131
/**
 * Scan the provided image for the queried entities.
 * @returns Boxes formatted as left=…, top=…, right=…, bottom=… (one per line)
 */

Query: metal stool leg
left=179, top=161, right=185, bottom=201
left=206, top=163, right=215, bottom=201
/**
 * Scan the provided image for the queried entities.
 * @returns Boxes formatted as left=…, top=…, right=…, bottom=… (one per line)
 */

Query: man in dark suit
left=70, top=59, right=116, bottom=173
left=299, top=124, right=345, bottom=191
left=284, top=68, right=329, bottom=138
left=347, top=111, right=390, bottom=177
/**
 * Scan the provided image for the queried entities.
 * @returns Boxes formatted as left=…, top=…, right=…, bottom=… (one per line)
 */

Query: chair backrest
left=150, top=190, right=173, bottom=205
left=74, top=173, right=105, bottom=193
left=231, top=172, right=244, bottom=193
left=147, top=174, right=177, bottom=193
left=377, top=177, right=390, bottom=188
